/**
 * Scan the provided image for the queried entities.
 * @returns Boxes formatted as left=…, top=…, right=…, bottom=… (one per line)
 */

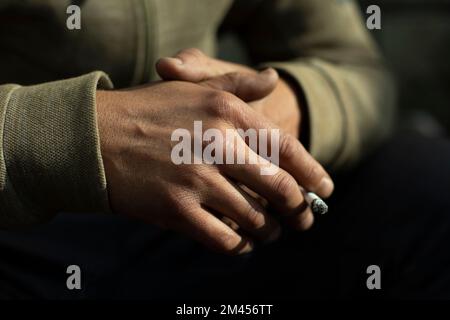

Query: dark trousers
left=1, top=130, right=450, bottom=299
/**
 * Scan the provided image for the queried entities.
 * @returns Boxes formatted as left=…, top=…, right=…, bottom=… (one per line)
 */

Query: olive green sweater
left=0, top=0, right=396, bottom=227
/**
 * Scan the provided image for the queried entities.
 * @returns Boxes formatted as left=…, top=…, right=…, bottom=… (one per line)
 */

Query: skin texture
left=96, top=53, right=334, bottom=255
left=156, top=49, right=316, bottom=229
left=156, top=48, right=302, bottom=138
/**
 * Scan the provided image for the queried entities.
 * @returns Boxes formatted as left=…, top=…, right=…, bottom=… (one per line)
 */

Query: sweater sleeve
left=0, top=71, right=113, bottom=228
left=227, top=0, right=397, bottom=170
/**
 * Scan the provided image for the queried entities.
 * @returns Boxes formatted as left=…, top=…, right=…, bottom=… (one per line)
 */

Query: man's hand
left=97, top=70, right=333, bottom=255
left=156, top=48, right=302, bottom=138
left=156, top=48, right=330, bottom=228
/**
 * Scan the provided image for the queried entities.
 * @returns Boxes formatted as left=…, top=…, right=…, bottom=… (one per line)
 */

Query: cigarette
left=304, top=192, right=328, bottom=215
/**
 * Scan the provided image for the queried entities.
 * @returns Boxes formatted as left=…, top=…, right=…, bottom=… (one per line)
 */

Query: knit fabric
left=0, top=72, right=113, bottom=227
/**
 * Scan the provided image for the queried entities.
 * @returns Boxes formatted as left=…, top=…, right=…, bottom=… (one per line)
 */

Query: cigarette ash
left=311, top=199, right=328, bottom=215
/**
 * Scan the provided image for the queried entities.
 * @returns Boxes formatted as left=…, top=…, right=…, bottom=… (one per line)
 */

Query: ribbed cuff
left=1, top=71, right=113, bottom=227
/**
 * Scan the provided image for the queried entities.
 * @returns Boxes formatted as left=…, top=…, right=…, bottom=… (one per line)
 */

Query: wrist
left=278, top=73, right=309, bottom=148
left=275, top=76, right=302, bottom=139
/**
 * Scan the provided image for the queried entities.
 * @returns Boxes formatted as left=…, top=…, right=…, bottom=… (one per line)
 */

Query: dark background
left=359, top=0, right=450, bottom=135
left=221, top=0, right=450, bottom=136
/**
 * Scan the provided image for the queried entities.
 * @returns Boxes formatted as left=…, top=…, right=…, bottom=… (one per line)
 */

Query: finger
left=277, top=133, right=334, bottom=198
left=220, top=135, right=306, bottom=217
left=216, top=139, right=313, bottom=231
left=221, top=103, right=334, bottom=198
left=221, top=216, right=240, bottom=231
left=238, top=178, right=313, bottom=232
left=204, top=175, right=281, bottom=243
left=200, top=69, right=279, bottom=102
left=174, top=205, right=254, bottom=255
left=156, top=48, right=254, bottom=82
left=287, top=207, right=315, bottom=231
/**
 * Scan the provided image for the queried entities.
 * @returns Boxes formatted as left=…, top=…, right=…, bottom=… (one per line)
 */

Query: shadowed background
left=359, top=0, right=450, bottom=135
left=220, top=0, right=450, bottom=136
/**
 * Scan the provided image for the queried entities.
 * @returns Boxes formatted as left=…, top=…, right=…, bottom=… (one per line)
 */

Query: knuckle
left=178, top=47, right=204, bottom=60
left=199, top=168, right=221, bottom=187
left=176, top=167, right=198, bottom=187
left=182, top=47, right=204, bottom=57
left=270, top=171, right=297, bottom=204
left=176, top=166, right=210, bottom=192
left=169, top=192, right=198, bottom=218
left=208, top=91, right=239, bottom=119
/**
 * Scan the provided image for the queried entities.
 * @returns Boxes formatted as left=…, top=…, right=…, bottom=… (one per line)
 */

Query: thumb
left=156, top=48, right=254, bottom=82
left=200, top=68, right=279, bottom=102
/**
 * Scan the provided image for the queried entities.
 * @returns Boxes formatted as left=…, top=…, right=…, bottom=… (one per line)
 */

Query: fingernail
left=239, top=240, right=254, bottom=254
left=259, top=68, right=279, bottom=84
left=317, top=177, right=334, bottom=198
left=168, top=57, right=183, bottom=65
left=259, top=68, right=274, bottom=75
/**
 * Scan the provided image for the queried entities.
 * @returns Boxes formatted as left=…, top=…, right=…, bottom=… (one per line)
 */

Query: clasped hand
left=96, top=48, right=334, bottom=255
